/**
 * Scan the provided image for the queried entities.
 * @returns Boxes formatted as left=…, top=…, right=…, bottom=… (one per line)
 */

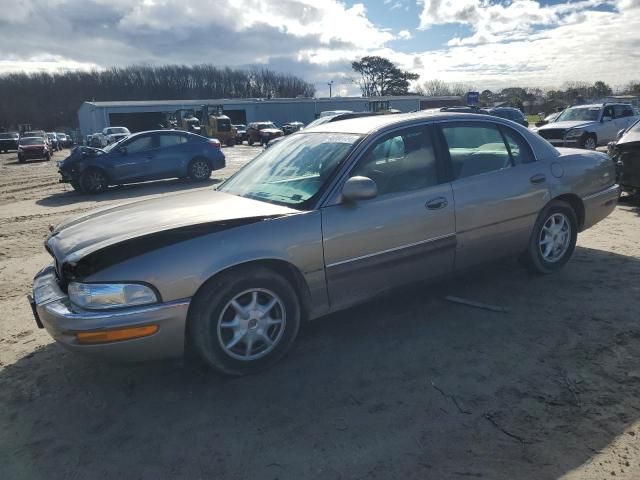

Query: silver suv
left=534, top=103, right=639, bottom=149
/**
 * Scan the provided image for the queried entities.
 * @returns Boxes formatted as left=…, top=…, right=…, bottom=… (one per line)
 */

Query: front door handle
left=530, top=173, right=546, bottom=184
left=426, top=197, right=448, bottom=210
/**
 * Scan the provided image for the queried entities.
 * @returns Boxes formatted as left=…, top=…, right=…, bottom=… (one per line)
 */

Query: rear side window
left=441, top=123, right=512, bottom=180
left=159, top=134, right=187, bottom=148
left=500, top=127, right=535, bottom=164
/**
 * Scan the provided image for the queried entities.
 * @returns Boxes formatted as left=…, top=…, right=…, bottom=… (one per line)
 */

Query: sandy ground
left=0, top=145, right=639, bottom=480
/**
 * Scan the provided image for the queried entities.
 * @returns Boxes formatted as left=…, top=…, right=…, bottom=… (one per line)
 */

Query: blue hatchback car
left=58, top=130, right=225, bottom=194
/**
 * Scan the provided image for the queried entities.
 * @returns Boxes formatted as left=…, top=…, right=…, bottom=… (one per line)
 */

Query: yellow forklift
left=198, top=105, right=237, bottom=146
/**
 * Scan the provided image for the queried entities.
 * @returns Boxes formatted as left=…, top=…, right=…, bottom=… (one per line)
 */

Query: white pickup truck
left=534, top=103, right=639, bottom=149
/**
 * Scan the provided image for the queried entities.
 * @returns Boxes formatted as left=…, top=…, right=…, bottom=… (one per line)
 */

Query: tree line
left=0, top=64, right=316, bottom=131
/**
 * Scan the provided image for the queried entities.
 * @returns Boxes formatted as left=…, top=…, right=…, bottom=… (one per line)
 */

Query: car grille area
left=538, top=129, right=566, bottom=140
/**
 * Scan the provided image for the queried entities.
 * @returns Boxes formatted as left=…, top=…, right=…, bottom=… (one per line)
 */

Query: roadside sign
left=467, top=91, right=479, bottom=106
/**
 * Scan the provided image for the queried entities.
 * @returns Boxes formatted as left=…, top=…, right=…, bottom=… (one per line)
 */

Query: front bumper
left=547, top=138, right=580, bottom=147
left=19, top=150, right=48, bottom=159
left=582, top=184, right=620, bottom=230
left=30, top=266, right=190, bottom=361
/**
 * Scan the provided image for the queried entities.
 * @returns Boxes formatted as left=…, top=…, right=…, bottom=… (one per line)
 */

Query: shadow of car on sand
left=1, top=246, right=639, bottom=479
left=35, top=177, right=223, bottom=208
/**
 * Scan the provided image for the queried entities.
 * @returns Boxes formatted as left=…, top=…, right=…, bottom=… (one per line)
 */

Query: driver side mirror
left=616, top=129, right=626, bottom=140
left=601, top=116, right=612, bottom=123
left=342, top=176, right=378, bottom=202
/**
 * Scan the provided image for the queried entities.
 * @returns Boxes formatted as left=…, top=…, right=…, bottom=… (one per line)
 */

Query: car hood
left=619, top=128, right=640, bottom=145
left=537, top=120, right=596, bottom=131
left=46, top=189, right=299, bottom=266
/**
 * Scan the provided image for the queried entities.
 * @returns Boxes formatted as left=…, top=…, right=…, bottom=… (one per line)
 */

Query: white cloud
left=0, top=0, right=638, bottom=95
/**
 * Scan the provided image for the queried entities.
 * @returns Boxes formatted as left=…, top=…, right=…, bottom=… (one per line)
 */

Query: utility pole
left=327, top=80, right=334, bottom=98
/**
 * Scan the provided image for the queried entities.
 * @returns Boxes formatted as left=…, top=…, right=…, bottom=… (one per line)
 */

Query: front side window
left=441, top=123, right=512, bottom=180
left=350, top=127, right=440, bottom=196
left=125, top=135, right=153, bottom=154
left=613, top=105, right=633, bottom=118
left=219, top=133, right=360, bottom=208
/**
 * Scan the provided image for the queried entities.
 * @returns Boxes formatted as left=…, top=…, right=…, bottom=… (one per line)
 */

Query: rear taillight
left=208, top=139, right=221, bottom=149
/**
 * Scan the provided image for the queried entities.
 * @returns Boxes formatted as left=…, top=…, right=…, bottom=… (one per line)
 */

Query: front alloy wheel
left=189, top=266, right=301, bottom=375
left=217, top=289, right=286, bottom=361
left=582, top=135, right=597, bottom=149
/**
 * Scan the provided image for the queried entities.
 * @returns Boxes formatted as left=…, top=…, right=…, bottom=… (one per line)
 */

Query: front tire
left=188, top=157, right=211, bottom=181
left=524, top=200, right=578, bottom=274
left=580, top=133, right=597, bottom=150
left=18, top=154, right=25, bottom=163
left=79, top=168, right=109, bottom=194
left=189, top=266, right=301, bottom=376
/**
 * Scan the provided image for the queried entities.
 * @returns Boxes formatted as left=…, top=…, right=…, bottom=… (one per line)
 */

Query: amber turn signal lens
left=75, top=325, right=158, bottom=344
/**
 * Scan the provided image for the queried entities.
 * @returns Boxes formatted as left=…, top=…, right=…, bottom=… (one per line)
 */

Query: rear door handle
left=530, top=174, right=546, bottom=184
left=426, top=197, right=448, bottom=210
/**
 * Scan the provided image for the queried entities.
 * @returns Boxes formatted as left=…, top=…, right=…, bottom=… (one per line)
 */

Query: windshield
left=556, top=107, right=600, bottom=122
left=102, top=136, right=126, bottom=152
left=219, top=132, right=361, bottom=208
left=20, top=137, right=45, bottom=145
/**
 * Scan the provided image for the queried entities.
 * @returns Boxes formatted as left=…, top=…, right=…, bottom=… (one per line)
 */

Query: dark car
left=304, top=112, right=380, bottom=130
left=58, top=130, right=226, bottom=194
left=246, top=122, right=283, bottom=146
left=282, top=122, right=305, bottom=135
left=0, top=132, right=19, bottom=152
left=233, top=124, right=247, bottom=144
left=488, top=107, right=529, bottom=127
left=18, top=136, right=51, bottom=163
left=609, top=119, right=640, bottom=198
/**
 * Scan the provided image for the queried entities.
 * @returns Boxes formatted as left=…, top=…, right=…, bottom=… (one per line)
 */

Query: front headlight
left=68, top=282, right=158, bottom=310
left=565, top=128, right=584, bottom=139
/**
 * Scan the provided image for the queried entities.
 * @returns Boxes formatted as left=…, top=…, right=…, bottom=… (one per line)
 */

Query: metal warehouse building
left=77, top=95, right=462, bottom=137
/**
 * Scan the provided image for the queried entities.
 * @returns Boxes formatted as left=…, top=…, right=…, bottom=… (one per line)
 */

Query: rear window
left=20, top=137, right=45, bottom=145
left=0, top=133, right=18, bottom=139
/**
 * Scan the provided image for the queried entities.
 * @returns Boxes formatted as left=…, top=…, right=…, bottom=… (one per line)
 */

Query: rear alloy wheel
left=524, top=200, right=578, bottom=274
left=189, top=158, right=211, bottom=181
left=581, top=134, right=597, bottom=150
left=79, top=168, right=108, bottom=194
left=189, top=266, right=301, bottom=375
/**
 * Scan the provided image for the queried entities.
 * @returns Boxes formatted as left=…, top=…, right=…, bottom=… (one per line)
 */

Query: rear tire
left=188, top=157, right=211, bottom=181
left=79, top=168, right=109, bottom=194
left=523, top=200, right=578, bottom=274
left=189, top=266, right=301, bottom=376
left=18, top=155, right=25, bottom=163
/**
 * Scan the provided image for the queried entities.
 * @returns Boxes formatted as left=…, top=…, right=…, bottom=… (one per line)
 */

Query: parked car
left=0, top=132, right=20, bottom=152
left=608, top=119, right=640, bottom=198
left=56, top=132, right=72, bottom=148
left=102, top=126, right=131, bottom=144
left=487, top=107, right=529, bottom=127
left=30, top=111, right=619, bottom=375
left=246, top=122, right=283, bottom=145
left=57, top=130, right=225, bottom=194
left=233, top=124, right=247, bottom=144
left=534, top=103, right=639, bottom=149
left=282, top=122, right=305, bottom=135
left=304, top=112, right=379, bottom=129
left=18, top=136, right=51, bottom=163
left=47, top=132, right=60, bottom=151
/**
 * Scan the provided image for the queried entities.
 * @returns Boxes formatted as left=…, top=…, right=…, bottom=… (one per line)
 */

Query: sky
left=1, top=0, right=639, bottom=97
